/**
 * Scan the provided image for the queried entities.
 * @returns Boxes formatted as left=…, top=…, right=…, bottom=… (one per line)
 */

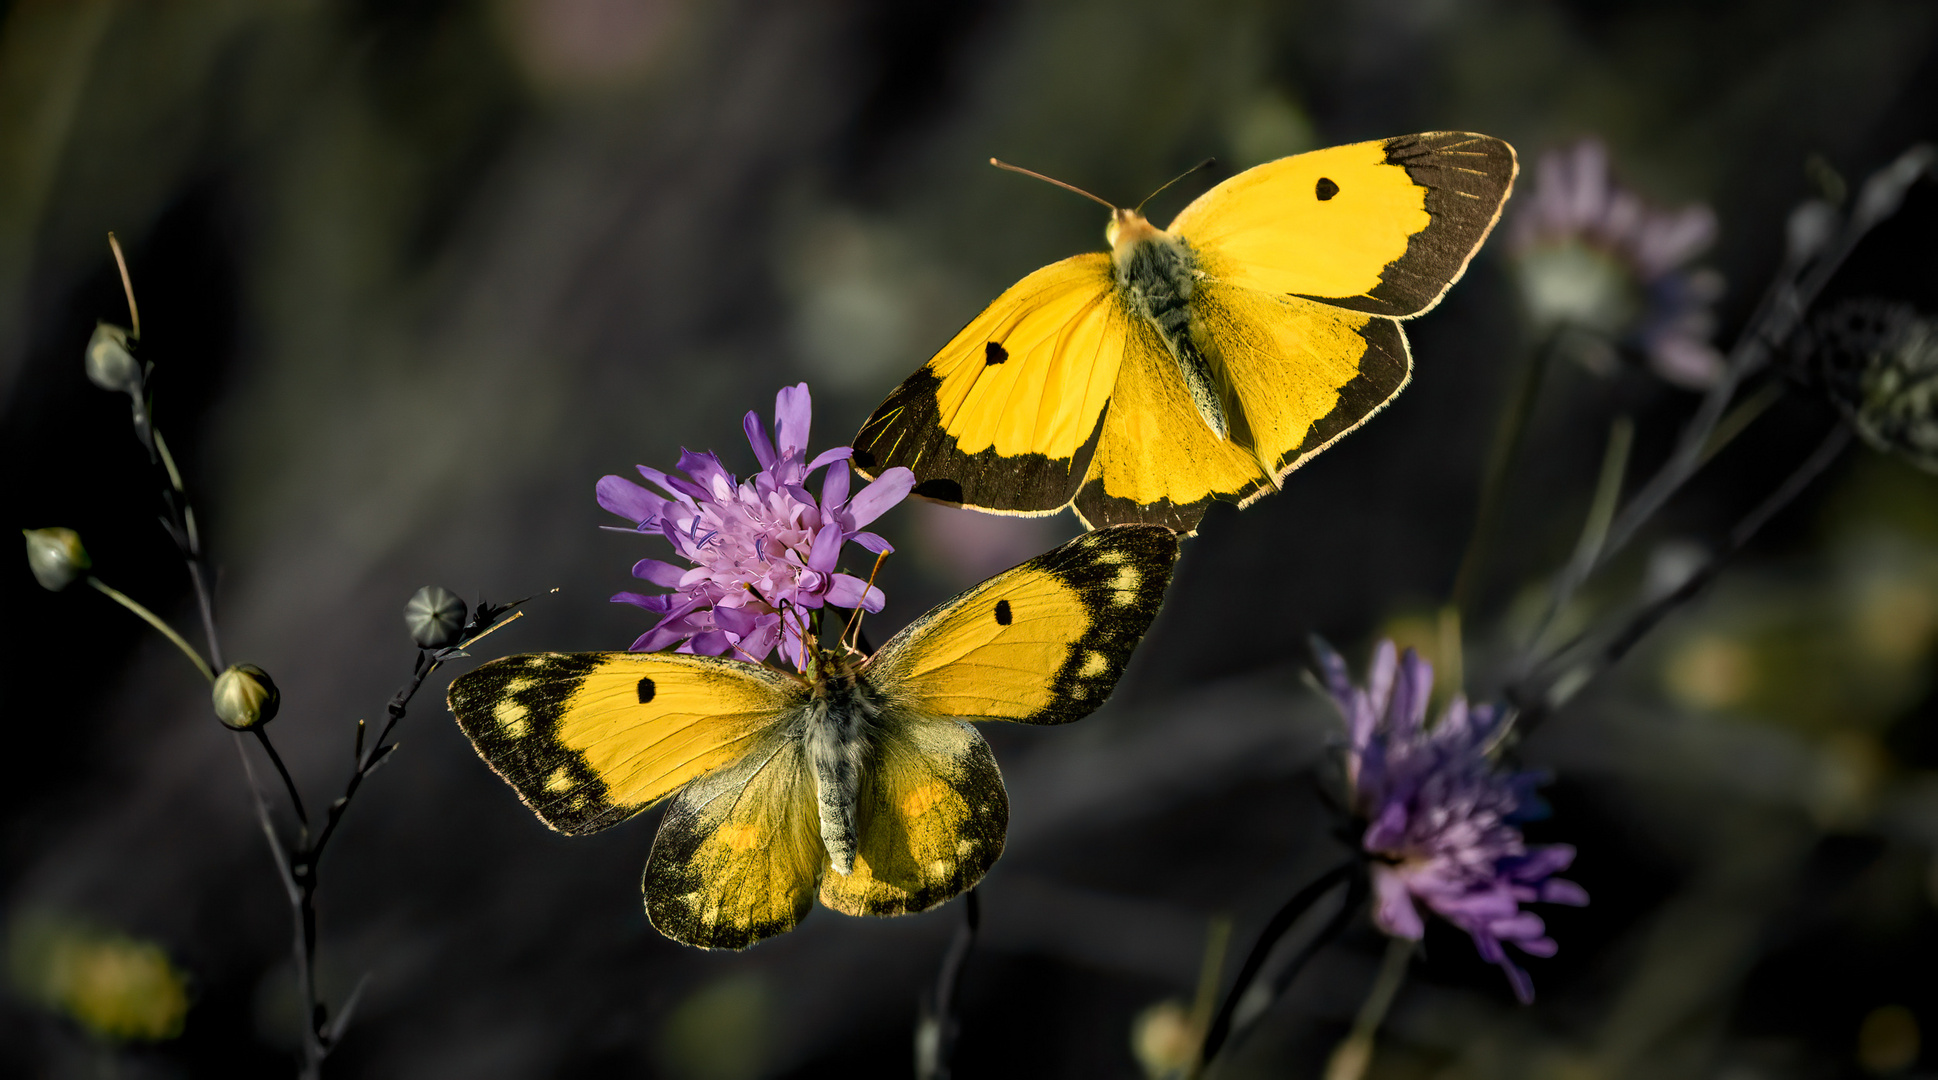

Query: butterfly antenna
left=842, top=550, right=892, bottom=654
left=989, top=158, right=1117, bottom=211
left=1135, top=157, right=1218, bottom=215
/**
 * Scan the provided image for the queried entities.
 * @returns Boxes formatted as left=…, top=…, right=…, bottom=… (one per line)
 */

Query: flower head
left=1315, top=638, right=1588, bottom=1003
left=1511, top=139, right=1724, bottom=389
left=597, top=383, right=914, bottom=670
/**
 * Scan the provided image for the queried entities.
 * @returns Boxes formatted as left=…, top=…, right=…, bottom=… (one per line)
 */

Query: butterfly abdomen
left=805, top=670, right=880, bottom=876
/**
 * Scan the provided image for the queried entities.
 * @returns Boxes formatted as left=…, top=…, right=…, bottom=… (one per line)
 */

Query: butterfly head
left=1105, top=207, right=1164, bottom=254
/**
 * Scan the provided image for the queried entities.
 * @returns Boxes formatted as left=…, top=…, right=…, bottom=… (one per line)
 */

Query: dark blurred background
left=5, top=0, right=1938, bottom=1076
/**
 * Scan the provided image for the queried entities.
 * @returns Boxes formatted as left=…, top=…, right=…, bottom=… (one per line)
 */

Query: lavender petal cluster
left=1316, top=638, right=1589, bottom=1003
left=597, top=383, right=914, bottom=669
left=1511, top=138, right=1725, bottom=390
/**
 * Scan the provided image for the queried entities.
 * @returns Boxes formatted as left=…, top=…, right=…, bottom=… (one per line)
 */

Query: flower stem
left=1515, top=423, right=1852, bottom=713
left=1450, top=326, right=1561, bottom=624
left=916, top=888, right=980, bottom=1080
left=1195, top=861, right=1363, bottom=1074
left=1527, top=147, right=1928, bottom=649
left=87, top=575, right=212, bottom=682
left=1322, top=937, right=1415, bottom=1080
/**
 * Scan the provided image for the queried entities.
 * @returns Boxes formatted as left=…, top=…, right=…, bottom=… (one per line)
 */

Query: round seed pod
left=23, top=528, right=91, bottom=591
left=404, top=586, right=468, bottom=649
left=212, top=663, right=280, bottom=730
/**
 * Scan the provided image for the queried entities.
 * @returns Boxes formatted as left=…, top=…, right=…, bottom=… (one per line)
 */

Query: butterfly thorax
left=1107, top=209, right=1231, bottom=443
left=804, top=649, right=880, bottom=877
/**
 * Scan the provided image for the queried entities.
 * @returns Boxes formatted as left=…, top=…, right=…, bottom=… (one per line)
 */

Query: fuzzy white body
left=802, top=672, right=879, bottom=875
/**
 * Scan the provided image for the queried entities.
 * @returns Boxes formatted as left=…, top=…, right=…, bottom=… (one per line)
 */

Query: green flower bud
left=212, top=663, right=280, bottom=730
left=1808, top=299, right=1938, bottom=471
left=404, top=585, right=468, bottom=649
left=23, top=528, right=91, bottom=591
left=85, top=323, right=141, bottom=394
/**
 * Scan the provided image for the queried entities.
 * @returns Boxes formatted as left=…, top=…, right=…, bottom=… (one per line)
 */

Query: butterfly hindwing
left=852, top=253, right=1124, bottom=514
left=448, top=651, right=803, bottom=835
left=863, top=524, right=1180, bottom=724
left=1170, top=131, right=1517, bottom=318
left=643, top=728, right=825, bottom=950
left=818, top=717, right=1008, bottom=918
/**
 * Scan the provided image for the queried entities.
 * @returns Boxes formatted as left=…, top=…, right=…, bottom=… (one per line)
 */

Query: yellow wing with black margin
left=1170, top=132, right=1517, bottom=317
left=851, top=253, right=1125, bottom=515
left=861, top=523, right=1180, bottom=724
left=448, top=651, right=804, bottom=835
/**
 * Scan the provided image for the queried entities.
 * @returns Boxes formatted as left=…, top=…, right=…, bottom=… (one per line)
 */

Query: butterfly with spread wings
left=852, top=132, right=1518, bottom=534
left=448, top=524, right=1179, bottom=949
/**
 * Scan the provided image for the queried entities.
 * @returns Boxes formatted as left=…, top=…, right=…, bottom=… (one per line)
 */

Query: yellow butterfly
left=852, top=132, right=1518, bottom=534
left=447, top=524, right=1179, bottom=949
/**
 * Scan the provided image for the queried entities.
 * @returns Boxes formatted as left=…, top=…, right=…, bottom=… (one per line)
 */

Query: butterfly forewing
left=852, top=253, right=1123, bottom=514
left=448, top=651, right=804, bottom=835
left=864, top=524, right=1181, bottom=724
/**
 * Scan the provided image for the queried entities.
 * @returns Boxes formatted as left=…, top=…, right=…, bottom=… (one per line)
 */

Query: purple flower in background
left=597, top=383, right=914, bottom=670
left=1511, top=139, right=1725, bottom=389
left=1314, top=638, right=1589, bottom=1003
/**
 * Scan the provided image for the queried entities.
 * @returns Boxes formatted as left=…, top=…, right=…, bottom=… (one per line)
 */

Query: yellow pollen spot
left=930, top=859, right=952, bottom=879
left=956, top=839, right=976, bottom=856
left=1111, top=565, right=1141, bottom=597
left=503, top=677, right=534, bottom=694
left=545, top=766, right=574, bottom=793
left=1080, top=651, right=1109, bottom=677
left=901, top=781, right=949, bottom=818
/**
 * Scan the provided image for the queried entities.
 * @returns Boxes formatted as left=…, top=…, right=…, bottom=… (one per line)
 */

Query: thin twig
left=87, top=576, right=212, bottom=681
left=107, top=232, right=140, bottom=340
left=254, top=727, right=309, bottom=827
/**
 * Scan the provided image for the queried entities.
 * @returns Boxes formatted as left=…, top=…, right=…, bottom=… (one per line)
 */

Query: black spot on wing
left=636, top=677, right=656, bottom=703
left=1315, top=176, right=1339, bottom=200
left=914, top=477, right=965, bottom=503
left=1297, top=132, right=1516, bottom=318
left=984, top=341, right=1008, bottom=365
left=447, top=652, right=631, bottom=835
left=994, top=599, right=1012, bottom=626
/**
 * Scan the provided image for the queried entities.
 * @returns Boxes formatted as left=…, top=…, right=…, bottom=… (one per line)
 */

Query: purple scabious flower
left=1315, top=638, right=1589, bottom=1003
left=597, top=383, right=914, bottom=670
left=1510, top=138, right=1725, bottom=390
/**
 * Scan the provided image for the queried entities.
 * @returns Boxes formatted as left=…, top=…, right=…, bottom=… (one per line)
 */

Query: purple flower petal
left=743, top=409, right=777, bottom=469
left=597, top=475, right=664, bottom=524
left=849, top=531, right=894, bottom=555
left=807, top=522, right=844, bottom=574
left=845, top=466, right=914, bottom=527
left=822, top=457, right=851, bottom=510
left=631, top=559, right=687, bottom=587
left=1372, top=867, right=1424, bottom=939
left=774, top=383, right=812, bottom=454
